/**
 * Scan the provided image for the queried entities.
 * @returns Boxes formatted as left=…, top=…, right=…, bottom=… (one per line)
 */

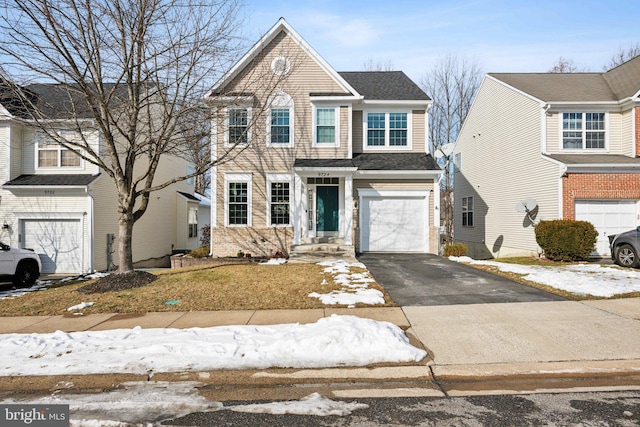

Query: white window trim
left=266, top=91, right=294, bottom=148
left=559, top=111, right=608, bottom=151
left=224, top=173, right=252, bottom=227
left=187, top=203, right=199, bottom=238
left=362, top=110, right=412, bottom=150
left=223, top=106, right=253, bottom=148
left=462, top=195, right=474, bottom=227
left=312, top=104, right=340, bottom=148
left=266, top=173, right=293, bottom=227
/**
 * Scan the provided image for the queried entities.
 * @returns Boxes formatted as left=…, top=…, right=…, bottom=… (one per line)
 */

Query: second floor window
left=562, top=112, right=605, bottom=149
left=366, top=112, right=409, bottom=148
left=316, top=108, right=336, bottom=144
left=37, top=140, right=81, bottom=168
left=228, top=108, right=249, bottom=145
left=270, top=108, right=290, bottom=145
left=462, top=196, right=474, bottom=227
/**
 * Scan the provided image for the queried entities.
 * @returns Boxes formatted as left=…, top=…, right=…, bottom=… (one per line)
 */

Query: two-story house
left=454, top=56, right=640, bottom=259
left=206, top=18, right=441, bottom=257
left=0, top=83, right=205, bottom=274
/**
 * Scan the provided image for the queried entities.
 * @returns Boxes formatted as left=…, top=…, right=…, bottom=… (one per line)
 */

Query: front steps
left=289, top=239, right=356, bottom=262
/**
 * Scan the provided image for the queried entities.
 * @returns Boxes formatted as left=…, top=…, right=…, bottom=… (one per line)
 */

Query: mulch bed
left=77, top=271, right=158, bottom=294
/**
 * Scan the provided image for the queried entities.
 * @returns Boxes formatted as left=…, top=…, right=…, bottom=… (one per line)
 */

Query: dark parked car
left=609, top=226, right=640, bottom=268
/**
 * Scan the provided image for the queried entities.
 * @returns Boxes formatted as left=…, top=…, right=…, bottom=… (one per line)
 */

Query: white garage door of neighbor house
left=575, top=200, right=639, bottom=256
left=23, top=219, right=82, bottom=274
left=361, top=196, right=427, bottom=252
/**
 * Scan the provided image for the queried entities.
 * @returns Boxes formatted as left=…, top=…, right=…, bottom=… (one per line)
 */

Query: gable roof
left=339, top=72, right=430, bottom=101
left=489, top=55, right=640, bottom=103
left=207, top=18, right=358, bottom=98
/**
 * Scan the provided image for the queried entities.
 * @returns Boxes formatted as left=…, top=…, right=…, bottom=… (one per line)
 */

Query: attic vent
left=271, top=56, right=290, bottom=76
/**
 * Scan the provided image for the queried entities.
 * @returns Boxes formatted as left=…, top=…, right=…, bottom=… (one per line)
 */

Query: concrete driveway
left=358, top=253, right=566, bottom=306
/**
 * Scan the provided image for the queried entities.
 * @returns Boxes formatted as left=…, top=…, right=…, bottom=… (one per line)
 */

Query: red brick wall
left=563, top=173, right=640, bottom=218
left=636, top=107, right=640, bottom=156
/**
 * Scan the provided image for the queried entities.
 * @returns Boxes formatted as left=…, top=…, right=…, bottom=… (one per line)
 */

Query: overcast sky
left=241, top=0, right=640, bottom=82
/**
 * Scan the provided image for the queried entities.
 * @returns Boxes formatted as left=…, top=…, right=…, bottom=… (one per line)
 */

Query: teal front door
left=316, top=186, right=339, bottom=235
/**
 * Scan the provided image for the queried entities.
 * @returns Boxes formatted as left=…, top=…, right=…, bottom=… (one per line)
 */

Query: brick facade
left=562, top=172, right=640, bottom=218
left=210, top=227, right=294, bottom=258
left=636, top=106, right=640, bottom=156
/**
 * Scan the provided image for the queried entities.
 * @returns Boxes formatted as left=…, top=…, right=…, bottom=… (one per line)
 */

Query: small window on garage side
left=462, top=196, right=474, bottom=227
left=188, top=206, right=198, bottom=238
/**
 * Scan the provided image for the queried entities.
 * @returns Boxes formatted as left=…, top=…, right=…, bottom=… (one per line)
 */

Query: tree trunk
left=118, top=210, right=135, bottom=274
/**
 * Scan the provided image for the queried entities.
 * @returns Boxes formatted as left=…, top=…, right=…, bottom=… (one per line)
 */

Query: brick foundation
left=562, top=172, right=640, bottom=218
left=210, top=227, right=294, bottom=258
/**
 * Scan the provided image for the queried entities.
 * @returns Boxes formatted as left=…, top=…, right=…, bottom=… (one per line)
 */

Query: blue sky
left=241, top=0, right=640, bottom=82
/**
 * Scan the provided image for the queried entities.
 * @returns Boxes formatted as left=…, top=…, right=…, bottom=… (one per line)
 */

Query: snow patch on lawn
left=309, top=260, right=385, bottom=307
left=450, top=256, right=640, bottom=297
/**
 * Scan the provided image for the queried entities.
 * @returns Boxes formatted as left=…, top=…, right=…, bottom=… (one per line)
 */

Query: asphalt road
left=357, top=253, right=566, bottom=306
left=163, top=390, right=640, bottom=426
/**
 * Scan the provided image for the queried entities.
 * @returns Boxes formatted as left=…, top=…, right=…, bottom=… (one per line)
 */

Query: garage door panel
left=575, top=200, right=639, bottom=256
left=23, top=220, right=82, bottom=274
left=362, top=196, right=427, bottom=252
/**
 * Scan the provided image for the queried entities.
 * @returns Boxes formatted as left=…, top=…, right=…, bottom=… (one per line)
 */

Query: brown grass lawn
left=0, top=262, right=395, bottom=317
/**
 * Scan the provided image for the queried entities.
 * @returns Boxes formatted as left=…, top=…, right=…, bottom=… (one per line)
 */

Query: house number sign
left=318, top=172, right=330, bottom=177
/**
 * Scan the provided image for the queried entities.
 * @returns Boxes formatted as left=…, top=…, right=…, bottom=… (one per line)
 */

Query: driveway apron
left=358, top=253, right=566, bottom=306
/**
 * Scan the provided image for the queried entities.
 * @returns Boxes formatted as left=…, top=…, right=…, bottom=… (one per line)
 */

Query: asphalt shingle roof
left=3, top=174, right=100, bottom=186
left=545, top=154, right=640, bottom=165
left=294, top=153, right=440, bottom=171
left=339, top=71, right=431, bottom=101
left=489, top=55, right=640, bottom=103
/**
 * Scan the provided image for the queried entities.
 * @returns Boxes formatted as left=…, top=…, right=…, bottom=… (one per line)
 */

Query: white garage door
left=575, top=200, right=639, bottom=256
left=361, top=196, right=427, bottom=252
left=23, top=219, right=82, bottom=274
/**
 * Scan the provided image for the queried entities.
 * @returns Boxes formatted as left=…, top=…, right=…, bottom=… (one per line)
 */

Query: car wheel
left=614, top=244, right=640, bottom=268
left=13, top=262, right=39, bottom=287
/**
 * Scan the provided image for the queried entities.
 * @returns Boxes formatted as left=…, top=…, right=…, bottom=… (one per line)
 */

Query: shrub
left=535, top=219, right=598, bottom=261
left=443, top=243, right=468, bottom=257
left=188, top=246, right=210, bottom=258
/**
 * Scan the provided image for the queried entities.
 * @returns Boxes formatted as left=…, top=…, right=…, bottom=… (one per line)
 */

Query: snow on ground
left=309, top=259, right=385, bottom=307
left=0, top=315, right=426, bottom=376
left=451, top=256, right=640, bottom=297
left=0, top=272, right=110, bottom=300
left=3, top=382, right=367, bottom=426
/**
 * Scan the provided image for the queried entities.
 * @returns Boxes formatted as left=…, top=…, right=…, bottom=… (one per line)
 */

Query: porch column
left=344, top=174, right=353, bottom=246
left=293, top=173, right=302, bottom=245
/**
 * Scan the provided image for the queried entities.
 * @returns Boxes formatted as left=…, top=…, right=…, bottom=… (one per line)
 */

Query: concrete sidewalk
left=0, top=298, right=639, bottom=398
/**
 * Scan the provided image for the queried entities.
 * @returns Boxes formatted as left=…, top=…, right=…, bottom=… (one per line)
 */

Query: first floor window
left=270, top=108, right=290, bottom=144
left=366, top=112, right=408, bottom=147
left=270, top=182, right=290, bottom=225
left=228, top=108, right=249, bottom=145
left=562, top=112, right=605, bottom=149
left=462, top=196, right=474, bottom=227
left=316, top=108, right=336, bottom=144
left=228, top=182, right=248, bottom=225
left=188, top=206, right=198, bottom=238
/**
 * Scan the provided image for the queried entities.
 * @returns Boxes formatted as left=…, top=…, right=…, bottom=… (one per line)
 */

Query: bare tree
left=363, top=58, right=395, bottom=71
left=605, top=43, right=640, bottom=70
left=548, top=56, right=588, bottom=73
left=178, top=106, right=212, bottom=196
left=422, top=55, right=482, bottom=246
left=0, top=0, right=249, bottom=274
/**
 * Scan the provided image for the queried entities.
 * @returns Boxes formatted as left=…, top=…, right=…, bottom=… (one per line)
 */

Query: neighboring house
left=205, top=18, right=441, bottom=257
left=0, top=83, right=205, bottom=274
left=454, top=56, right=640, bottom=259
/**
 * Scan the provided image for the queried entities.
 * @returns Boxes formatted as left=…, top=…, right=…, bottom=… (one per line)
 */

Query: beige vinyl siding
left=21, top=128, right=101, bottom=175
left=545, top=113, right=560, bottom=152
left=607, top=111, right=623, bottom=154
left=10, top=126, right=23, bottom=180
left=454, top=77, right=560, bottom=259
left=0, top=125, right=8, bottom=183
left=412, top=110, right=426, bottom=152
left=352, top=110, right=363, bottom=152
left=621, top=108, right=634, bottom=157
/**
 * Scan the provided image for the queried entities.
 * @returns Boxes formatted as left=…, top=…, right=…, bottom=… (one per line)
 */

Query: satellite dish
left=434, top=143, right=455, bottom=159
left=515, top=199, right=538, bottom=213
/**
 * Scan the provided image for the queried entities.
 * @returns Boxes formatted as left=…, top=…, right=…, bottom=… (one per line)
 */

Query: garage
left=360, top=191, right=428, bottom=252
left=22, top=219, right=83, bottom=274
left=575, top=200, right=639, bottom=256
